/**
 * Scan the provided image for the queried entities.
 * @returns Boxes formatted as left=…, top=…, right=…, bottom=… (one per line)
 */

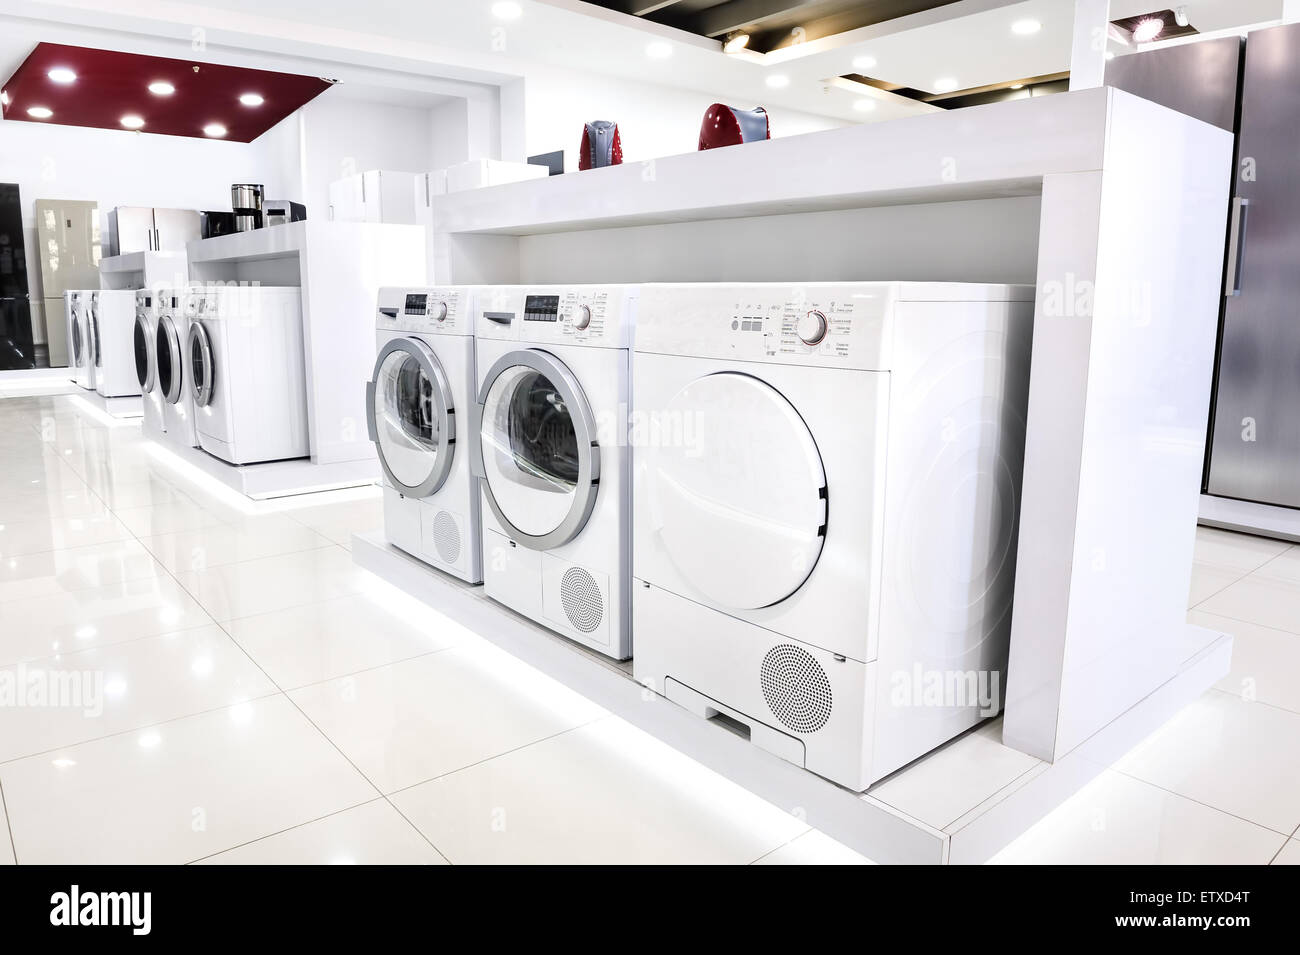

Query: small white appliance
left=471, top=285, right=637, bottom=659
left=91, top=290, right=142, bottom=399
left=186, top=285, right=308, bottom=465
left=632, top=282, right=1034, bottom=791
left=368, top=287, right=481, bottom=583
left=328, top=170, right=418, bottom=224
left=155, top=288, right=199, bottom=448
left=67, top=290, right=95, bottom=391
left=134, top=289, right=166, bottom=438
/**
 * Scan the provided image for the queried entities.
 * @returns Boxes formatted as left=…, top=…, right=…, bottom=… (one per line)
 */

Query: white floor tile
left=0, top=538, right=165, bottom=603
left=194, top=799, right=447, bottom=865
left=0, top=696, right=377, bottom=864
left=0, top=486, right=112, bottom=522
left=1114, top=690, right=1300, bottom=834
left=1249, top=545, right=1300, bottom=584
left=226, top=592, right=461, bottom=689
left=111, top=499, right=229, bottom=538
left=869, top=721, right=1041, bottom=830
left=1193, top=527, right=1291, bottom=574
left=1187, top=561, right=1243, bottom=607
left=753, top=829, right=875, bottom=865
left=285, top=495, right=383, bottom=548
left=0, top=512, right=133, bottom=559
left=90, top=476, right=197, bottom=511
left=1197, top=573, right=1300, bottom=632
left=989, top=770, right=1285, bottom=864
left=391, top=718, right=808, bottom=864
left=174, top=547, right=366, bottom=622
left=1189, top=610, right=1300, bottom=714
left=0, top=575, right=213, bottom=666
left=1274, top=840, right=1300, bottom=865
left=289, top=646, right=606, bottom=793
left=0, top=625, right=277, bottom=763
left=140, top=515, right=332, bottom=575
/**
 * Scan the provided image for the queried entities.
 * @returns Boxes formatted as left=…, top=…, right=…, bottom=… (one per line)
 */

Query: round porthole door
left=646, top=372, right=827, bottom=610
left=472, top=349, right=600, bottom=551
left=134, top=314, right=154, bottom=391
left=71, top=313, right=83, bottom=367
left=188, top=321, right=214, bottom=408
left=89, top=298, right=102, bottom=369
left=156, top=315, right=183, bottom=404
left=366, top=336, right=456, bottom=497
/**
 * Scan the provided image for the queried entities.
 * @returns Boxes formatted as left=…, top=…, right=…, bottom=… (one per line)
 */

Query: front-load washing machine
left=68, top=290, right=95, bottom=391
left=471, top=285, right=637, bottom=659
left=92, top=290, right=143, bottom=398
left=631, top=282, right=1034, bottom=791
left=186, top=285, right=308, bottom=464
left=134, top=289, right=166, bottom=439
left=368, top=286, right=482, bottom=583
left=156, top=288, right=200, bottom=448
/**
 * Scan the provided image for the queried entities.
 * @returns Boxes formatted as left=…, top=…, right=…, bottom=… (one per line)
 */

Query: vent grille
left=560, top=566, right=603, bottom=633
left=760, top=644, right=833, bottom=734
left=432, top=510, right=461, bottom=565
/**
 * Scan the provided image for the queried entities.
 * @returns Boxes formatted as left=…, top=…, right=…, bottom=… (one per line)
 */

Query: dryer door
left=188, top=321, right=214, bottom=408
left=367, top=336, right=456, bottom=497
left=134, top=313, right=154, bottom=392
left=89, top=297, right=102, bottom=370
left=156, top=314, right=183, bottom=404
left=647, top=372, right=827, bottom=610
left=473, top=349, right=600, bottom=551
left=71, top=312, right=83, bottom=367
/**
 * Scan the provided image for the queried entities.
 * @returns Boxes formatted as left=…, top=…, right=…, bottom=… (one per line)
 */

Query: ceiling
left=0, top=41, right=333, bottom=141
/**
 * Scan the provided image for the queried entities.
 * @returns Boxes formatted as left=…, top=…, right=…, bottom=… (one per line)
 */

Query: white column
left=1069, top=0, right=1112, bottom=90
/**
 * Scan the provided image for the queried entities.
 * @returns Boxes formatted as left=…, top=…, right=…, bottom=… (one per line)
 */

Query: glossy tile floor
left=0, top=389, right=1297, bottom=864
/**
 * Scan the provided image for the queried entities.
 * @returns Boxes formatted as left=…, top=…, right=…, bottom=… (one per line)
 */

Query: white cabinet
left=328, top=170, right=419, bottom=224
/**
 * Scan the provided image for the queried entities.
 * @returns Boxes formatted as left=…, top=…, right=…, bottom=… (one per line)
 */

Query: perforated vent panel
left=560, top=566, right=603, bottom=633
left=760, top=644, right=833, bottom=734
left=432, top=510, right=461, bottom=565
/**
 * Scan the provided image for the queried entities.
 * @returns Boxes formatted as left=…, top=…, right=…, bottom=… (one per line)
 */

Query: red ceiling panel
left=0, top=42, right=332, bottom=142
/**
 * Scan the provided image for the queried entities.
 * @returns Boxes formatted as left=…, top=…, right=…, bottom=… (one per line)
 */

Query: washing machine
left=155, top=288, right=199, bottom=448
left=471, top=285, right=637, bottom=659
left=67, top=290, right=95, bottom=391
left=631, top=282, right=1035, bottom=791
left=187, top=285, right=308, bottom=465
left=368, top=287, right=482, bottom=583
left=134, top=289, right=166, bottom=438
left=91, top=290, right=142, bottom=399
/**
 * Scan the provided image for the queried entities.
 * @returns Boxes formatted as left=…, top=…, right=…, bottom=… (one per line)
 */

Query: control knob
left=433, top=301, right=449, bottom=321
left=797, top=309, right=828, bottom=346
left=574, top=304, right=593, bottom=330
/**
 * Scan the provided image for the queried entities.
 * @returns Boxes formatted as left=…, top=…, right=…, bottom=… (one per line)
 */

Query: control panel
left=376, top=286, right=475, bottom=335
left=476, top=285, right=636, bottom=347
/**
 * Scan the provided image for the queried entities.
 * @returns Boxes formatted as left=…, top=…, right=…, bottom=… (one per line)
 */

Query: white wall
left=521, top=64, right=848, bottom=172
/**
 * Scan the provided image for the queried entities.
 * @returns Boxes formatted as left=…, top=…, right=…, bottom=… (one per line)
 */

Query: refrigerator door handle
left=1225, top=197, right=1250, bottom=297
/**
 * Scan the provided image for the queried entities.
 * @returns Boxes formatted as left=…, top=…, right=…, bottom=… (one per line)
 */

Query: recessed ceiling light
left=645, top=41, right=673, bottom=60
left=1010, top=83, right=1025, bottom=90
left=853, top=99, right=877, bottom=113
left=27, top=106, right=53, bottom=119
left=120, top=114, right=145, bottom=129
left=1132, top=17, right=1164, bottom=43
left=239, top=92, right=264, bottom=106
left=765, top=74, right=790, bottom=89
left=723, top=32, right=750, bottom=53
left=933, top=77, right=960, bottom=93
left=491, top=1, right=522, bottom=20
left=1011, top=19, right=1042, bottom=36
left=852, top=55, right=878, bottom=72
left=148, top=81, right=175, bottom=96
left=203, top=123, right=228, bottom=138
left=47, top=67, right=77, bottom=84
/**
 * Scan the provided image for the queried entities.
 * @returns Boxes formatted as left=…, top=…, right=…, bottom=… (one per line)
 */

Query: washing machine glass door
left=156, top=315, right=183, bottom=404
left=89, top=299, right=102, bottom=370
left=188, top=321, right=214, bottom=407
left=475, top=349, right=600, bottom=551
left=134, top=314, right=154, bottom=391
left=367, top=337, right=455, bottom=497
left=71, top=313, right=83, bottom=367
left=649, top=372, right=827, bottom=610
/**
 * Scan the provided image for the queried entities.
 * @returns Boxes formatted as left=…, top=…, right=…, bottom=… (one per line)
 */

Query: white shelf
left=97, top=251, right=189, bottom=291
left=186, top=221, right=310, bottom=266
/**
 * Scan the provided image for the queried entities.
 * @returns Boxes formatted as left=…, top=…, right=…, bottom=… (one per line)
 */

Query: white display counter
left=361, top=86, right=1236, bottom=863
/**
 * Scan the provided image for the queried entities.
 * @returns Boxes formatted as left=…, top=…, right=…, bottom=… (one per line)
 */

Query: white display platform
left=354, top=531, right=1230, bottom=864
left=1200, top=493, right=1300, bottom=544
left=99, top=250, right=189, bottom=291
left=70, top=387, right=142, bottom=419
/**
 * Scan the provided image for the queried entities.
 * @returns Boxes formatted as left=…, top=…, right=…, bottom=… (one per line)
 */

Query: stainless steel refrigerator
left=106, top=206, right=201, bottom=256
left=35, top=198, right=101, bottom=367
left=0, top=183, right=35, bottom=371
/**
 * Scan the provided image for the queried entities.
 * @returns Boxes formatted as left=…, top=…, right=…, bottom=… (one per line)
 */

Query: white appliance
left=134, top=289, right=165, bottom=438
left=368, top=287, right=481, bottom=583
left=91, top=290, right=142, bottom=398
left=471, top=285, right=637, bottom=659
left=328, top=170, right=419, bottom=224
left=444, top=159, right=548, bottom=194
left=155, top=288, right=199, bottom=448
left=186, top=285, right=308, bottom=465
left=631, top=282, right=1034, bottom=791
left=66, top=290, right=95, bottom=390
